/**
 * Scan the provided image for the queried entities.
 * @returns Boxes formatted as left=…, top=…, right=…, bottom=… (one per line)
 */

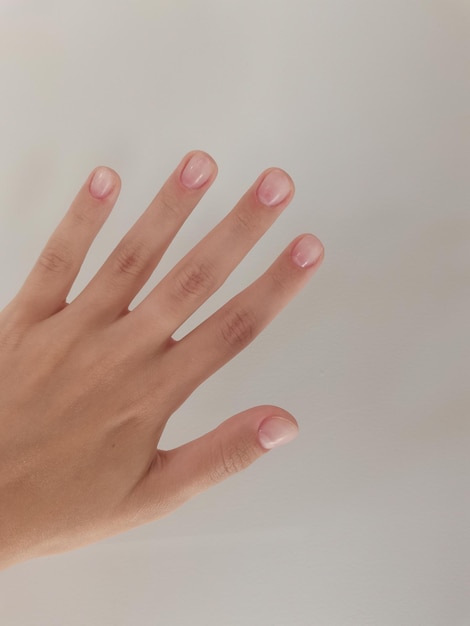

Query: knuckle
left=172, top=258, right=217, bottom=301
left=37, top=240, right=74, bottom=274
left=219, top=306, right=257, bottom=349
left=112, top=240, right=150, bottom=278
left=232, top=208, right=254, bottom=236
left=70, top=203, right=94, bottom=228
left=268, top=266, right=288, bottom=292
left=210, top=437, right=253, bottom=484
left=158, top=190, right=181, bottom=220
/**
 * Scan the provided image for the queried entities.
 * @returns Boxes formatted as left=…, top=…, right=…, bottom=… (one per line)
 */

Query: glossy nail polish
left=181, top=153, right=214, bottom=190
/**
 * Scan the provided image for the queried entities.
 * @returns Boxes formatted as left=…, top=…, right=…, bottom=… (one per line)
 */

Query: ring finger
left=127, top=166, right=295, bottom=345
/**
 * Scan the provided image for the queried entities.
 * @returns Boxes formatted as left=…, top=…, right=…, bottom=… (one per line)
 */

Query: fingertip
left=291, top=233, right=324, bottom=269
left=256, top=168, right=295, bottom=207
left=257, top=415, right=299, bottom=450
left=180, top=150, right=218, bottom=190
left=89, top=166, right=121, bottom=200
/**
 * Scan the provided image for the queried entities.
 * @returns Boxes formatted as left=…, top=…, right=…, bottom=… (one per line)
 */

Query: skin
left=0, top=151, right=324, bottom=570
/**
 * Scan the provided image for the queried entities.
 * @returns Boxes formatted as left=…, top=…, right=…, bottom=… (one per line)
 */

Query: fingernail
left=291, top=234, right=324, bottom=268
left=256, top=169, right=292, bottom=207
left=90, top=167, right=115, bottom=200
left=181, top=153, right=214, bottom=190
left=258, top=417, right=299, bottom=450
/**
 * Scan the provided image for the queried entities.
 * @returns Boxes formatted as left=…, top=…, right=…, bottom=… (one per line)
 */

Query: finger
left=163, top=233, right=324, bottom=395
left=129, top=406, right=299, bottom=523
left=129, top=168, right=294, bottom=342
left=71, top=151, right=218, bottom=325
left=15, top=167, right=121, bottom=322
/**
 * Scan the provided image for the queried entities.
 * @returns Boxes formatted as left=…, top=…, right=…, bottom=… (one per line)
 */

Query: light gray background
left=0, top=1, right=469, bottom=625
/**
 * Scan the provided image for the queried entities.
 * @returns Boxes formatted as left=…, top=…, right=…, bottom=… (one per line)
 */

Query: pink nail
left=256, top=169, right=292, bottom=207
left=258, top=417, right=299, bottom=450
left=181, top=153, right=214, bottom=190
left=90, top=167, right=115, bottom=200
left=291, top=234, right=324, bottom=268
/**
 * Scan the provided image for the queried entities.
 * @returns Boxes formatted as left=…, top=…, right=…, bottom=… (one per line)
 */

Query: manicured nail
left=256, top=169, right=292, bottom=207
left=90, top=167, right=115, bottom=200
left=291, top=234, right=324, bottom=268
left=181, top=153, right=214, bottom=190
left=258, top=416, right=299, bottom=450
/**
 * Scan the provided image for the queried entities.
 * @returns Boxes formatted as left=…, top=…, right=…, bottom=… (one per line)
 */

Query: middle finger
left=71, top=151, right=218, bottom=324
left=128, top=166, right=294, bottom=344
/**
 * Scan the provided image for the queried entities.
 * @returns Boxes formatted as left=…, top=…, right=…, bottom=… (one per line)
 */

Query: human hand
left=0, top=151, right=324, bottom=570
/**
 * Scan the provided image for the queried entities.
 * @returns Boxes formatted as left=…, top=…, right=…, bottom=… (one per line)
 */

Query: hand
left=0, top=151, right=324, bottom=570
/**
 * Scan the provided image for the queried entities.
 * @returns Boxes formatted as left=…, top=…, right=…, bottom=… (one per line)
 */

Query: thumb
left=134, top=406, right=299, bottom=522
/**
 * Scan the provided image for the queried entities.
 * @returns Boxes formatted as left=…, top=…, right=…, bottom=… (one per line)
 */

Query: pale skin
left=0, top=151, right=324, bottom=571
